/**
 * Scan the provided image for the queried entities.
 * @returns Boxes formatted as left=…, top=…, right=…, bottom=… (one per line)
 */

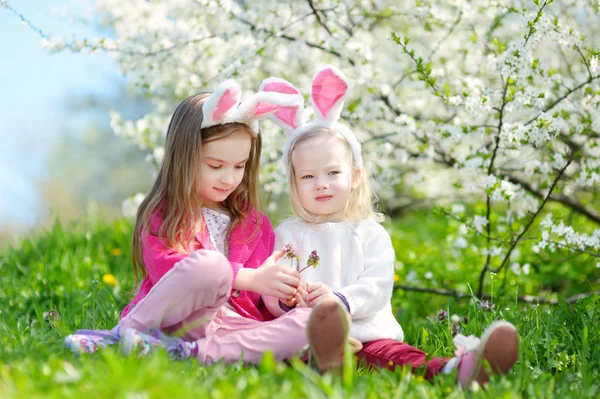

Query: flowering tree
left=5, top=0, right=599, bottom=299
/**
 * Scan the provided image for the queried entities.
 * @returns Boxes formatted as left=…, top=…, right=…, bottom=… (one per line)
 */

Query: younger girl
left=260, top=66, right=520, bottom=387
left=65, top=80, right=349, bottom=371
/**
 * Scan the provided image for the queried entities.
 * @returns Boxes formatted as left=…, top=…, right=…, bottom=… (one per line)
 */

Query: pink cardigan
left=120, top=207, right=276, bottom=322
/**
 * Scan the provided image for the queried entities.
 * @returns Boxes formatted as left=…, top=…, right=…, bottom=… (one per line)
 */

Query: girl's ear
left=311, top=65, right=349, bottom=126
left=259, top=77, right=305, bottom=134
left=201, top=80, right=242, bottom=128
left=352, top=167, right=362, bottom=190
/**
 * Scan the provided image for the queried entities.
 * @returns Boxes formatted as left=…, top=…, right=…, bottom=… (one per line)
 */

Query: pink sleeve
left=229, top=261, right=243, bottom=286
left=142, top=230, right=188, bottom=285
left=230, top=213, right=274, bottom=283
left=141, top=214, right=188, bottom=285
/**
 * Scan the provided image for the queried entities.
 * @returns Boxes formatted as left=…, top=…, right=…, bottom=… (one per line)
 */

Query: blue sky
left=0, top=0, right=121, bottom=232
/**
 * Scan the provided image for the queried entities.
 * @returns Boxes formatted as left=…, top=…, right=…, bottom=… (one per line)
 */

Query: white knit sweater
left=265, top=217, right=404, bottom=343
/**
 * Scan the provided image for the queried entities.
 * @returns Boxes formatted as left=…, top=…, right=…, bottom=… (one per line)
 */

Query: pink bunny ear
left=311, top=65, right=349, bottom=125
left=231, top=90, right=304, bottom=135
left=260, top=77, right=305, bottom=134
left=201, top=80, right=242, bottom=128
left=213, top=86, right=240, bottom=120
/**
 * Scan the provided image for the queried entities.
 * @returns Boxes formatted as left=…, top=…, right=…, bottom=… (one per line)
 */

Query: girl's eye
left=209, top=165, right=221, bottom=170
left=235, top=164, right=246, bottom=170
left=302, top=175, right=314, bottom=179
left=329, top=171, right=340, bottom=176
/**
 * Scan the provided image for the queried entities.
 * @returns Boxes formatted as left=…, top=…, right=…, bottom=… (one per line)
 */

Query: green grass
left=0, top=213, right=599, bottom=398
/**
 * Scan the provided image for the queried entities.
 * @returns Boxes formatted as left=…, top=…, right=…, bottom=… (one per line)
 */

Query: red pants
left=356, top=339, right=450, bottom=380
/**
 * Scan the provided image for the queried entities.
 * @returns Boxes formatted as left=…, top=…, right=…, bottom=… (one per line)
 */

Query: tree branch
left=233, top=14, right=356, bottom=66
left=504, top=173, right=600, bottom=225
left=479, top=77, right=510, bottom=295
left=2, top=1, right=220, bottom=57
left=477, top=155, right=574, bottom=297
left=394, top=284, right=600, bottom=305
left=428, top=12, right=462, bottom=59
left=307, top=0, right=333, bottom=36
left=525, top=75, right=600, bottom=126
left=523, top=0, right=550, bottom=46
left=575, top=45, right=593, bottom=80
left=378, top=93, right=426, bottom=121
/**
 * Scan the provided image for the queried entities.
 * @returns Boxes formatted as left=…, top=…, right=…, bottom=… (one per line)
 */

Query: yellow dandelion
left=111, top=248, right=123, bottom=256
left=102, top=274, right=117, bottom=287
left=393, top=273, right=400, bottom=282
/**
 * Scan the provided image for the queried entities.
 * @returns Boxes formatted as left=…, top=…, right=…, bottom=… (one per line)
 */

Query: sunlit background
left=0, top=0, right=153, bottom=247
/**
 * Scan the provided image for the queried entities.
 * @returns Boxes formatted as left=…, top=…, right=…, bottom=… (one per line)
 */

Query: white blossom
left=121, top=193, right=145, bottom=218
left=25, top=0, right=598, bottom=264
left=590, top=56, right=598, bottom=76
left=473, top=216, right=489, bottom=234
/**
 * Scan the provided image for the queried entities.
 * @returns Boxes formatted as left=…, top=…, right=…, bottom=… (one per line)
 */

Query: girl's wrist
left=233, top=268, right=256, bottom=291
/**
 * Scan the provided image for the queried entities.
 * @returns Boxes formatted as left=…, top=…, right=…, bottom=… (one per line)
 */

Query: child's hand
left=253, top=250, right=302, bottom=299
left=294, top=285, right=309, bottom=308
left=304, top=281, right=334, bottom=307
left=281, top=297, right=297, bottom=308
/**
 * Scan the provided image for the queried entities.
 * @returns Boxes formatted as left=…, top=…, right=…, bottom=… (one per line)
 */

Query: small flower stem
left=298, top=265, right=312, bottom=274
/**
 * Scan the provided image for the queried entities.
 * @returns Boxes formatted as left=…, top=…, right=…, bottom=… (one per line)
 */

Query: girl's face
left=199, top=130, right=252, bottom=211
left=291, top=135, right=358, bottom=222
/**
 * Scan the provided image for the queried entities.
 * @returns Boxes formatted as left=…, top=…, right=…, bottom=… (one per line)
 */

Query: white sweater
left=265, top=217, right=404, bottom=343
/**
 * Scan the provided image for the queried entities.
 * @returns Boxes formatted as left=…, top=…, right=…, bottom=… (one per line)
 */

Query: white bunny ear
left=259, top=77, right=305, bottom=135
left=310, top=65, right=349, bottom=126
left=201, top=79, right=242, bottom=129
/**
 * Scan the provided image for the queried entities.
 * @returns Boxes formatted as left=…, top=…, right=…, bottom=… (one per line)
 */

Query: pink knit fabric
left=121, top=207, right=275, bottom=322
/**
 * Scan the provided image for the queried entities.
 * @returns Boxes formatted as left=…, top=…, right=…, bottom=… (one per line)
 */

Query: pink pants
left=357, top=339, right=450, bottom=380
left=119, top=250, right=311, bottom=364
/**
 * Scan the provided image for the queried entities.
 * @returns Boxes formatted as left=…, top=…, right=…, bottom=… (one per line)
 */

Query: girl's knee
left=277, top=308, right=312, bottom=335
left=175, top=249, right=233, bottom=289
left=290, top=307, right=312, bottom=325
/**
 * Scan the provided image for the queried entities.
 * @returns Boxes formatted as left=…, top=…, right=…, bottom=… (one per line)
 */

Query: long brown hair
left=131, top=93, right=262, bottom=286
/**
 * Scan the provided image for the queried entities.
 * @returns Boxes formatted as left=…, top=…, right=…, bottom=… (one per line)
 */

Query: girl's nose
left=316, top=182, right=329, bottom=190
left=221, top=172, right=234, bottom=185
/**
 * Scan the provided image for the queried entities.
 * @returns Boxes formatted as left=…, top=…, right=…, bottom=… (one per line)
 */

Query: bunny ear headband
left=259, top=65, right=363, bottom=175
left=201, top=79, right=304, bottom=135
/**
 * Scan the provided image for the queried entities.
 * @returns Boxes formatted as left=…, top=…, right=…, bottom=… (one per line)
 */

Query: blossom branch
left=482, top=77, right=511, bottom=280
left=1, top=1, right=221, bottom=57
left=558, top=44, right=576, bottom=81
left=378, top=93, right=425, bottom=121
left=476, top=154, right=574, bottom=297
left=503, top=173, right=600, bottom=225
left=306, top=0, right=333, bottom=36
left=233, top=14, right=356, bottom=66
left=575, top=45, right=593, bottom=80
left=441, top=209, right=599, bottom=259
left=524, top=0, right=550, bottom=46
left=2, top=1, right=46, bottom=39
left=369, top=114, right=599, bottom=229
left=525, top=75, right=600, bottom=126
left=133, top=36, right=219, bottom=57
left=392, top=33, right=447, bottom=100
left=428, top=12, right=462, bottom=59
